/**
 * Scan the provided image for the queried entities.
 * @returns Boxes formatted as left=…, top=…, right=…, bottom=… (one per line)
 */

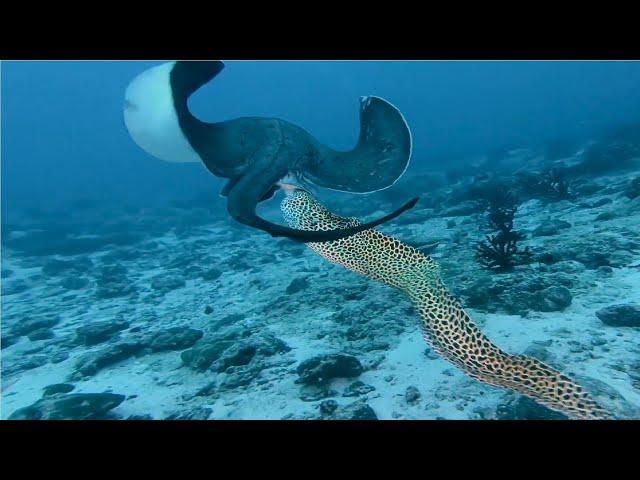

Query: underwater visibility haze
left=1, top=60, right=640, bottom=420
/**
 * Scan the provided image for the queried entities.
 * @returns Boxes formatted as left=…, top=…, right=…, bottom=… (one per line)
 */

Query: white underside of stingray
left=123, top=61, right=201, bottom=163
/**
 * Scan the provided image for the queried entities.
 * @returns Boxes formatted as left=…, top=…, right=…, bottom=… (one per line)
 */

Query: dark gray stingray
left=123, top=61, right=417, bottom=242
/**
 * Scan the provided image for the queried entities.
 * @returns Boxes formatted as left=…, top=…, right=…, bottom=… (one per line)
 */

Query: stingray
left=123, top=60, right=417, bottom=242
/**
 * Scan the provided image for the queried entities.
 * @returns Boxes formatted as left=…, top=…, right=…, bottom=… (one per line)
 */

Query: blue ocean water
left=1, top=60, right=639, bottom=420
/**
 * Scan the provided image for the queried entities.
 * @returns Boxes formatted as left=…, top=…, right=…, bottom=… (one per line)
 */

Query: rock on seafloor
left=496, top=396, right=568, bottom=420
left=8, top=393, right=125, bottom=420
left=146, top=326, right=203, bottom=352
left=596, top=304, right=640, bottom=327
left=42, top=383, right=76, bottom=398
left=532, top=286, right=573, bottom=312
left=330, top=400, right=378, bottom=420
left=296, top=354, right=364, bottom=385
left=166, top=407, right=212, bottom=420
left=342, top=380, right=376, bottom=397
left=285, top=277, right=309, bottom=295
left=10, top=316, right=60, bottom=337
left=405, top=386, right=421, bottom=405
left=71, top=342, right=145, bottom=380
left=74, top=318, right=129, bottom=346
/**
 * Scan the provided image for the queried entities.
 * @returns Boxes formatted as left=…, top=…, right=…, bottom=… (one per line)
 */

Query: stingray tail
left=228, top=160, right=419, bottom=243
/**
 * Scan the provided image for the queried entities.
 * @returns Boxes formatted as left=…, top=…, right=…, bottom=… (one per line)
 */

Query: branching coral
left=475, top=229, right=533, bottom=272
left=474, top=193, right=532, bottom=272
left=482, top=185, right=518, bottom=211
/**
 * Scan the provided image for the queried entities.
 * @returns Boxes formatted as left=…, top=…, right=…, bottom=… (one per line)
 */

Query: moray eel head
left=280, top=187, right=359, bottom=233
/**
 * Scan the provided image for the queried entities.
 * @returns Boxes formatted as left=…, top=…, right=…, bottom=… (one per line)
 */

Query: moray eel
left=281, top=187, right=610, bottom=420
left=123, top=61, right=416, bottom=243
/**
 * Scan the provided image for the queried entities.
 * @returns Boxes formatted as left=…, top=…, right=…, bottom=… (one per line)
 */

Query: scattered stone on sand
left=212, top=343, right=257, bottom=373
left=194, top=381, right=217, bottom=397
left=595, top=304, right=640, bottom=327
left=595, top=211, right=618, bottom=221
left=572, top=375, right=640, bottom=419
left=405, top=386, right=421, bottom=405
left=253, top=334, right=291, bottom=356
left=286, top=276, right=309, bottom=295
left=61, top=276, right=90, bottom=290
left=94, top=264, right=138, bottom=299
left=330, top=400, right=378, bottom=420
left=42, top=257, right=93, bottom=276
left=590, top=197, right=613, bottom=208
left=8, top=393, right=125, bottom=420
left=3, top=355, right=48, bottom=376
left=146, top=326, right=203, bottom=352
left=213, top=313, right=245, bottom=329
left=27, top=328, right=55, bottom=341
left=296, top=354, right=364, bottom=385
left=574, top=250, right=611, bottom=269
left=2, top=279, right=31, bottom=295
left=496, top=395, right=568, bottom=420
left=71, top=342, right=144, bottom=379
left=1, top=333, right=18, bottom=349
left=51, top=351, right=70, bottom=364
left=74, top=319, right=129, bottom=346
left=128, top=414, right=154, bottom=420
left=319, top=399, right=339, bottom=416
left=299, top=385, right=337, bottom=402
left=532, top=286, right=572, bottom=312
left=11, top=316, right=60, bottom=337
left=166, top=407, right=212, bottom=420
left=424, top=347, right=440, bottom=360
left=342, top=381, right=376, bottom=397
left=42, top=383, right=76, bottom=398
left=151, top=273, right=186, bottom=293
left=523, top=342, right=557, bottom=365
left=201, top=268, right=222, bottom=281
left=181, top=340, right=234, bottom=372
left=95, top=279, right=137, bottom=299
left=532, top=219, right=572, bottom=237
left=220, top=365, right=262, bottom=389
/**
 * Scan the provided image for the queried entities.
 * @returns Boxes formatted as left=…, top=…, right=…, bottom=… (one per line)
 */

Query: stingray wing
left=305, top=96, right=412, bottom=193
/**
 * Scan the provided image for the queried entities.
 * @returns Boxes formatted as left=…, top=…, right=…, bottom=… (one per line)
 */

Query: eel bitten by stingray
left=280, top=188, right=611, bottom=420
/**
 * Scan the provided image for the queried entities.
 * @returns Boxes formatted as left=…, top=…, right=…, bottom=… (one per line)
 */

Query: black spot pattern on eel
left=281, top=190, right=610, bottom=420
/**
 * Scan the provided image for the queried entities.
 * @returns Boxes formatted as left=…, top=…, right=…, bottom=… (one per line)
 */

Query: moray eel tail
left=281, top=189, right=610, bottom=420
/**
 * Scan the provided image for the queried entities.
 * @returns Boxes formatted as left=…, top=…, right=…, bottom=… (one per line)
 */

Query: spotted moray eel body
left=281, top=189, right=610, bottom=420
